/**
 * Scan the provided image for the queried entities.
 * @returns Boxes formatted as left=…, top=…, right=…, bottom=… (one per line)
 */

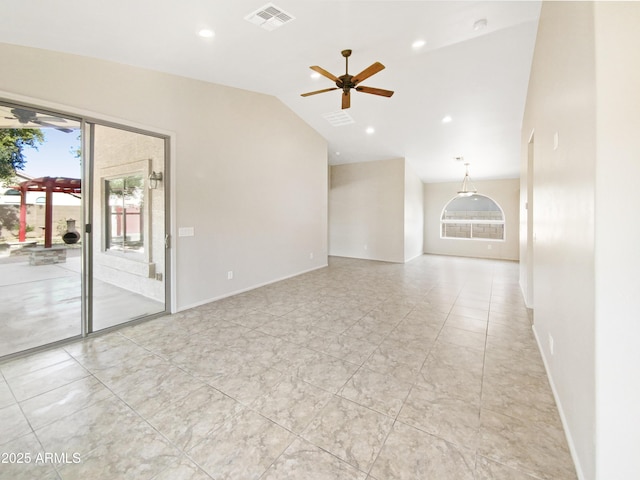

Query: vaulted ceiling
left=0, top=0, right=541, bottom=182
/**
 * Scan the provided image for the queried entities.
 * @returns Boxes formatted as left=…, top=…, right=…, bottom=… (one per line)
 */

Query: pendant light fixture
left=457, top=163, right=477, bottom=197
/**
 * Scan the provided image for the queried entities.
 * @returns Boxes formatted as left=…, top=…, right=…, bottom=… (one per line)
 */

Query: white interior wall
left=403, top=162, right=424, bottom=262
left=593, top=3, right=640, bottom=479
left=520, top=3, right=597, bottom=478
left=423, top=179, right=519, bottom=261
left=329, top=158, right=405, bottom=263
left=0, top=43, right=328, bottom=311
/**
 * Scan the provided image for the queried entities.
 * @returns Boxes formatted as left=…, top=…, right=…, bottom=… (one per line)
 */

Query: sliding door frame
left=84, top=119, right=171, bottom=334
left=0, top=94, right=173, bottom=359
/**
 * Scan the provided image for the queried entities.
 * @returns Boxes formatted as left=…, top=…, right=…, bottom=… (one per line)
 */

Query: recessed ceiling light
left=366, top=127, right=375, bottom=135
left=335, top=151, right=341, bottom=156
left=412, top=39, right=426, bottom=49
left=442, top=115, right=453, bottom=123
left=198, top=29, right=215, bottom=38
left=310, top=72, right=321, bottom=79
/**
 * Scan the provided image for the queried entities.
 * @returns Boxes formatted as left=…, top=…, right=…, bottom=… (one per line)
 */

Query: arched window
left=440, top=194, right=505, bottom=240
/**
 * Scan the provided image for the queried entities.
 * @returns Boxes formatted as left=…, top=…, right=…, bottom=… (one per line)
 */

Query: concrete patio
left=0, top=246, right=164, bottom=357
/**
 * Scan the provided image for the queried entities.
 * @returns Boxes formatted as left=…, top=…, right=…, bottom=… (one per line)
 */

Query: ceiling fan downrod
left=339, top=50, right=354, bottom=92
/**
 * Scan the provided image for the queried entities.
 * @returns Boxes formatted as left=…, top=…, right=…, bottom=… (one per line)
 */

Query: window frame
left=104, top=174, right=145, bottom=255
left=440, top=194, right=506, bottom=241
left=100, top=158, right=153, bottom=263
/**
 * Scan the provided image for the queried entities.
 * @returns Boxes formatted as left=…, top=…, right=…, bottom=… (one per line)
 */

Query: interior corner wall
left=519, top=134, right=534, bottom=308
left=0, top=43, right=328, bottom=311
left=593, top=3, right=640, bottom=479
left=422, top=179, right=519, bottom=261
left=404, top=162, right=424, bottom=262
left=329, top=158, right=405, bottom=263
left=520, top=2, right=597, bottom=478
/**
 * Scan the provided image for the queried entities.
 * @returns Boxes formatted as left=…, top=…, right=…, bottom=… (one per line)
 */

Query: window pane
left=441, top=194, right=505, bottom=240
left=106, top=175, right=144, bottom=253
left=442, top=194, right=503, bottom=220
left=471, top=223, right=504, bottom=239
left=443, top=223, right=471, bottom=238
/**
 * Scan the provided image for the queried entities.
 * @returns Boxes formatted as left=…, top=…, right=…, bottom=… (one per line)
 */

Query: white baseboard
left=519, top=280, right=533, bottom=309
left=532, top=325, right=586, bottom=480
left=176, top=263, right=329, bottom=312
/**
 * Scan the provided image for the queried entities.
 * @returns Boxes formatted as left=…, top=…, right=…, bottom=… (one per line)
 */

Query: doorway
left=0, top=101, right=170, bottom=358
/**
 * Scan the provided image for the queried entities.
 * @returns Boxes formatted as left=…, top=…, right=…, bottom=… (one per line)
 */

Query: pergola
left=16, top=176, right=82, bottom=248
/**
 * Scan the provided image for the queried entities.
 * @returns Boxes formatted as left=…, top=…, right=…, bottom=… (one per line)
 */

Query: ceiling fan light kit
left=301, top=49, right=394, bottom=109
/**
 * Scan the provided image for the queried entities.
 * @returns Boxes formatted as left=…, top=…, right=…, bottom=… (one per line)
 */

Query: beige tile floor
left=0, top=255, right=577, bottom=479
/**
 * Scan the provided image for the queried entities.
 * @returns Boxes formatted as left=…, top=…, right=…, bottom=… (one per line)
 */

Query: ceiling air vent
left=323, top=110, right=355, bottom=127
left=245, top=3, right=295, bottom=31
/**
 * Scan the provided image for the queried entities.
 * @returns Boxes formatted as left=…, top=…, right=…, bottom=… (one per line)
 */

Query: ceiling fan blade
left=355, top=86, right=394, bottom=97
left=342, top=90, right=350, bottom=109
left=301, top=87, right=340, bottom=97
left=32, top=118, right=74, bottom=133
left=310, top=66, right=339, bottom=82
left=37, top=116, right=68, bottom=123
left=352, top=62, right=385, bottom=84
left=46, top=125, right=74, bottom=133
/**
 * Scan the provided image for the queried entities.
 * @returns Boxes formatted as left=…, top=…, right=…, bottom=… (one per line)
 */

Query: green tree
left=70, top=133, right=81, bottom=159
left=0, top=128, right=45, bottom=180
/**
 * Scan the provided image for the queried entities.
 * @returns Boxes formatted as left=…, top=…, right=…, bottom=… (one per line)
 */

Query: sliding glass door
left=0, top=100, right=170, bottom=358
left=89, top=123, right=168, bottom=331
left=0, top=102, right=83, bottom=356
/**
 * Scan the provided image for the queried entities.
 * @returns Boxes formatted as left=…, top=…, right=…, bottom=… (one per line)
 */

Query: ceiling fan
left=4, top=107, right=74, bottom=133
left=301, top=49, right=394, bottom=109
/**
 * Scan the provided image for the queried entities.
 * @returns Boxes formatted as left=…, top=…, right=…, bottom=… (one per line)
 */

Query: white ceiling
left=0, top=0, right=541, bottom=183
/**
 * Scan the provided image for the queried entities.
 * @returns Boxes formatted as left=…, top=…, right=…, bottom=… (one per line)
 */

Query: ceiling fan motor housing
left=337, top=75, right=355, bottom=91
